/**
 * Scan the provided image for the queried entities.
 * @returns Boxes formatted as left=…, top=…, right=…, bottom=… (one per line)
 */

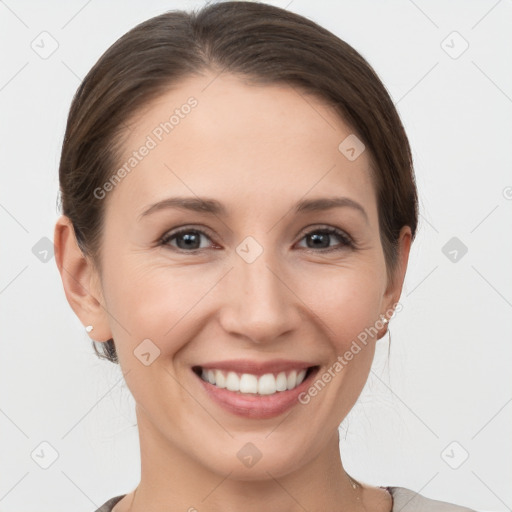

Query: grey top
left=93, top=486, right=477, bottom=511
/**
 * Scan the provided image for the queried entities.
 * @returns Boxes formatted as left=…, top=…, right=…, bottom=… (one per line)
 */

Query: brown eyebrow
left=138, top=196, right=369, bottom=223
left=295, top=197, right=368, bottom=224
left=138, top=197, right=227, bottom=221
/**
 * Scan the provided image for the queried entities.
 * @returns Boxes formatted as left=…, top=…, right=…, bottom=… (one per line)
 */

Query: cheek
left=296, top=265, right=384, bottom=348
left=102, top=256, right=219, bottom=358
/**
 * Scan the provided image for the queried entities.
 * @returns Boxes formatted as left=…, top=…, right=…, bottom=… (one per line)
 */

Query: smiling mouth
left=192, top=365, right=319, bottom=396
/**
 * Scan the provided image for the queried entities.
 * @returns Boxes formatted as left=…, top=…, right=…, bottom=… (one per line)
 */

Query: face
left=59, top=72, right=410, bottom=481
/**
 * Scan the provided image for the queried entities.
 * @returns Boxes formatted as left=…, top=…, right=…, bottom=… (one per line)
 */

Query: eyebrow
left=138, top=196, right=369, bottom=223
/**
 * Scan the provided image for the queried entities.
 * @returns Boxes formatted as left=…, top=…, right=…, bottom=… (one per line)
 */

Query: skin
left=54, top=72, right=411, bottom=512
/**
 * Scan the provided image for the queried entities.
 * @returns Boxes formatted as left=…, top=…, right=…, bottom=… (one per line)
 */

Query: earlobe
left=53, top=215, right=112, bottom=343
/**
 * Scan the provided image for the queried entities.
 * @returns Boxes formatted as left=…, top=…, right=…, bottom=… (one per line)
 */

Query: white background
left=1, top=1, right=511, bottom=511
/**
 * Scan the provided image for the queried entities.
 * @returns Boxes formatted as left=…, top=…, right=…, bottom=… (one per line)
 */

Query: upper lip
left=194, top=359, right=317, bottom=376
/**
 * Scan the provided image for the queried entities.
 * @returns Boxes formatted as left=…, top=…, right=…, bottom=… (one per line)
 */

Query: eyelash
left=159, top=225, right=356, bottom=254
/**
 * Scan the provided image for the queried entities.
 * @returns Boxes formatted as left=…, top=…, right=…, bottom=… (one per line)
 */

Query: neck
left=123, top=408, right=366, bottom=512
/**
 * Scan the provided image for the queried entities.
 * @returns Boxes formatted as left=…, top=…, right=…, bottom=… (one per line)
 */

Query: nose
left=218, top=247, right=302, bottom=345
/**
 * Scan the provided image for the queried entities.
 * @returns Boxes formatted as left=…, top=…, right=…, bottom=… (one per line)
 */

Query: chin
left=192, top=437, right=312, bottom=482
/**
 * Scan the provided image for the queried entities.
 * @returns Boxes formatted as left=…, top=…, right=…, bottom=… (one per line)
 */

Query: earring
left=85, top=325, right=94, bottom=333
left=377, top=315, right=389, bottom=341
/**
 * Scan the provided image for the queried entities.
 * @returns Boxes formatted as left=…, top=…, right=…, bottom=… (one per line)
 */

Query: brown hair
left=57, top=1, right=419, bottom=364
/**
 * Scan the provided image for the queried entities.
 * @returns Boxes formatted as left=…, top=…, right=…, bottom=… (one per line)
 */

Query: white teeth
left=215, top=369, right=226, bottom=389
left=287, top=370, right=297, bottom=390
left=226, top=371, right=240, bottom=392
left=276, top=372, right=288, bottom=391
left=258, top=374, right=276, bottom=395
left=239, top=373, right=258, bottom=393
left=198, top=367, right=310, bottom=395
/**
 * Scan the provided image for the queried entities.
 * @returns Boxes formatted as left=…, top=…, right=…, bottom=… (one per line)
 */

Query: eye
left=296, top=226, right=354, bottom=252
left=159, top=225, right=355, bottom=253
left=160, top=227, right=216, bottom=252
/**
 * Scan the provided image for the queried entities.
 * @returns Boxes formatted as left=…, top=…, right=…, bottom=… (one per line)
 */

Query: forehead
left=108, top=72, right=376, bottom=221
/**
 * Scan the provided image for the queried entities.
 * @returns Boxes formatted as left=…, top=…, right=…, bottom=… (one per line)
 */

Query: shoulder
left=92, top=494, right=126, bottom=512
left=388, top=486, right=477, bottom=512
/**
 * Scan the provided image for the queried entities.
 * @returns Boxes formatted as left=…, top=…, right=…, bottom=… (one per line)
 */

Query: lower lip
left=194, top=367, right=319, bottom=419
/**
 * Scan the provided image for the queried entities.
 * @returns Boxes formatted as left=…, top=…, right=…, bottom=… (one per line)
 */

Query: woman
left=54, top=2, right=477, bottom=511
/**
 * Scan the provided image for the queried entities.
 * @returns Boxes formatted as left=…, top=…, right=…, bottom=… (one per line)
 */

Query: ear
left=53, top=215, right=112, bottom=343
left=380, top=225, right=412, bottom=326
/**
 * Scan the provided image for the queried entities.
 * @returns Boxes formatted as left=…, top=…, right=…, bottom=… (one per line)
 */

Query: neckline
left=108, top=486, right=395, bottom=512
